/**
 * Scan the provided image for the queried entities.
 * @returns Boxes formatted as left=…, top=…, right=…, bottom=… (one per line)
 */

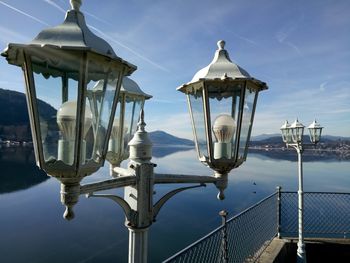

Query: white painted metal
left=190, top=40, right=250, bottom=82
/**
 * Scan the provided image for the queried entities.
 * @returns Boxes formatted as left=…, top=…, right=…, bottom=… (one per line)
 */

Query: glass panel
left=188, top=90, right=207, bottom=158
left=292, top=127, right=304, bottom=142
left=106, top=95, right=123, bottom=165
left=209, top=87, right=241, bottom=160
left=238, top=88, right=256, bottom=159
left=123, top=96, right=143, bottom=159
left=87, top=72, right=120, bottom=163
left=32, top=59, right=80, bottom=166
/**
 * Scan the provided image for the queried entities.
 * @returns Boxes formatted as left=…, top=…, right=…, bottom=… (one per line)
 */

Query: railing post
left=219, top=210, right=229, bottom=263
left=276, top=186, right=282, bottom=238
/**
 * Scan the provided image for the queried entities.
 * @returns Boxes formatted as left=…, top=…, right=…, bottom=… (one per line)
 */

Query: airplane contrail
left=43, top=0, right=66, bottom=13
left=0, top=1, right=50, bottom=26
left=89, top=25, right=170, bottom=73
left=2, top=0, right=169, bottom=72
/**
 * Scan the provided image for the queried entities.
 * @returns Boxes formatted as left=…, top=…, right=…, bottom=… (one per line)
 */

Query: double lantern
left=178, top=40, right=268, bottom=176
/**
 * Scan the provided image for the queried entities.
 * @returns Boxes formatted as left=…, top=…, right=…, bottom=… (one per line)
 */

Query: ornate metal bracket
left=86, top=193, right=138, bottom=227
left=153, top=184, right=206, bottom=221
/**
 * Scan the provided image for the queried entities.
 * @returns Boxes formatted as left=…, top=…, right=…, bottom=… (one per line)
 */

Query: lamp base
left=214, top=142, right=232, bottom=159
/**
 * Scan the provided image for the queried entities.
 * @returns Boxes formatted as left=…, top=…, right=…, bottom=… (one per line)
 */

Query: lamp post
left=178, top=40, right=268, bottom=199
left=280, top=119, right=323, bottom=263
left=2, top=1, right=268, bottom=262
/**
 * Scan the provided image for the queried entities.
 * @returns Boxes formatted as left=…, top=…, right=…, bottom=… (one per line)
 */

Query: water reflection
left=152, top=145, right=193, bottom=158
left=0, top=146, right=349, bottom=263
left=0, top=146, right=48, bottom=194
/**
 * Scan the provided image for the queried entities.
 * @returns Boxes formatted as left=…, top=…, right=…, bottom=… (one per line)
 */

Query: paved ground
left=257, top=238, right=350, bottom=263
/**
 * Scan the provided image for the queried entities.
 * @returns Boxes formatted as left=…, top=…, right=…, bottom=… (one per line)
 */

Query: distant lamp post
left=1, top=0, right=136, bottom=218
left=89, top=77, right=152, bottom=170
left=280, top=118, right=323, bottom=263
left=178, top=40, right=268, bottom=198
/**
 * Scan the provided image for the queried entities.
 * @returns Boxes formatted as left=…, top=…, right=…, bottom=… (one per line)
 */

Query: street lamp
left=2, top=1, right=268, bottom=262
left=1, top=0, right=136, bottom=219
left=178, top=40, right=268, bottom=199
left=280, top=119, right=323, bottom=263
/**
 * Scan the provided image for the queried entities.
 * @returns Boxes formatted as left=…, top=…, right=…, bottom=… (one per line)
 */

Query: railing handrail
left=281, top=191, right=350, bottom=195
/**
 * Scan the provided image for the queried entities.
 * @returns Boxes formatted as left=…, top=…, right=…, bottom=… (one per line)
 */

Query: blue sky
left=0, top=0, right=349, bottom=138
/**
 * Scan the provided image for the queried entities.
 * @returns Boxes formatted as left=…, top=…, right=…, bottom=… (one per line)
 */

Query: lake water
left=0, top=146, right=349, bottom=263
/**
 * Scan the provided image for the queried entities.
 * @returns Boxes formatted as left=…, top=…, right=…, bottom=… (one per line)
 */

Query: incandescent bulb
left=212, top=114, right=235, bottom=159
left=57, top=101, right=93, bottom=140
left=213, top=114, right=236, bottom=143
left=56, top=101, right=93, bottom=164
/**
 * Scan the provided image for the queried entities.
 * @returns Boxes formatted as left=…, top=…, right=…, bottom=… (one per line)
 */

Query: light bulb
left=57, top=101, right=93, bottom=140
left=212, top=114, right=235, bottom=159
left=56, top=101, right=92, bottom=164
left=213, top=114, right=236, bottom=143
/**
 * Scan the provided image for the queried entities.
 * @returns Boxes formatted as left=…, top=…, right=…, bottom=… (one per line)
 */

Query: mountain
left=149, top=130, right=194, bottom=146
left=0, top=88, right=57, bottom=141
left=251, top=133, right=280, bottom=141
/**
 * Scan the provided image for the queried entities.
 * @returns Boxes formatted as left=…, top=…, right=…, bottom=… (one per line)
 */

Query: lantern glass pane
left=188, top=90, right=207, bottom=158
left=106, top=95, right=123, bottom=164
left=281, top=128, right=289, bottom=143
left=86, top=69, right=121, bottom=163
left=209, top=88, right=241, bottom=160
left=123, top=96, right=143, bottom=158
left=309, top=127, right=322, bottom=143
left=238, top=88, right=256, bottom=159
left=32, top=59, right=80, bottom=165
left=291, top=127, right=304, bottom=142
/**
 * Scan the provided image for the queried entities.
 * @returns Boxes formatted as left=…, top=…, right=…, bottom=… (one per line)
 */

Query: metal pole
left=219, top=210, right=229, bottom=263
left=296, top=147, right=306, bottom=263
left=276, top=186, right=282, bottom=239
left=125, top=109, right=154, bottom=263
left=128, top=228, right=149, bottom=263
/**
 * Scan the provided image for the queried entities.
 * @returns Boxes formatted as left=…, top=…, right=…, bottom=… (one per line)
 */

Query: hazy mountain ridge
left=149, top=130, right=194, bottom=146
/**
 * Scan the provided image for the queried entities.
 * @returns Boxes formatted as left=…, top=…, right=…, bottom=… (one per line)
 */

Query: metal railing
left=163, top=192, right=278, bottom=263
left=164, top=190, right=350, bottom=263
left=280, top=192, right=350, bottom=239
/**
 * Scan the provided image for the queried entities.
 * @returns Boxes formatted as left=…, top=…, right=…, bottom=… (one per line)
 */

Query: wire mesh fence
left=163, top=193, right=278, bottom=263
left=164, top=190, right=350, bottom=263
left=280, top=192, right=350, bottom=238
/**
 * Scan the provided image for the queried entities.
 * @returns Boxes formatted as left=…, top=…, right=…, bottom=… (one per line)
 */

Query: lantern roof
left=177, top=40, right=268, bottom=92
left=290, top=119, right=305, bottom=128
left=92, top=77, right=152, bottom=99
left=191, top=40, right=250, bottom=81
left=121, top=77, right=152, bottom=99
left=1, top=0, right=136, bottom=74
left=280, top=120, right=290, bottom=129
left=307, top=119, right=323, bottom=129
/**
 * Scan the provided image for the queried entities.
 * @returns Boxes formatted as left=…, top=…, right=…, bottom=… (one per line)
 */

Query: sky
left=0, top=0, right=349, bottom=139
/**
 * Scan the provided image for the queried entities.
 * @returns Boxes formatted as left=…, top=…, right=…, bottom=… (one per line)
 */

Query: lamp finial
left=217, top=40, right=225, bottom=50
left=70, top=0, right=82, bottom=11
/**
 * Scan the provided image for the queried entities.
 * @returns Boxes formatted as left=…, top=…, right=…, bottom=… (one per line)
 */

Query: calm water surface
left=0, top=146, right=349, bottom=263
